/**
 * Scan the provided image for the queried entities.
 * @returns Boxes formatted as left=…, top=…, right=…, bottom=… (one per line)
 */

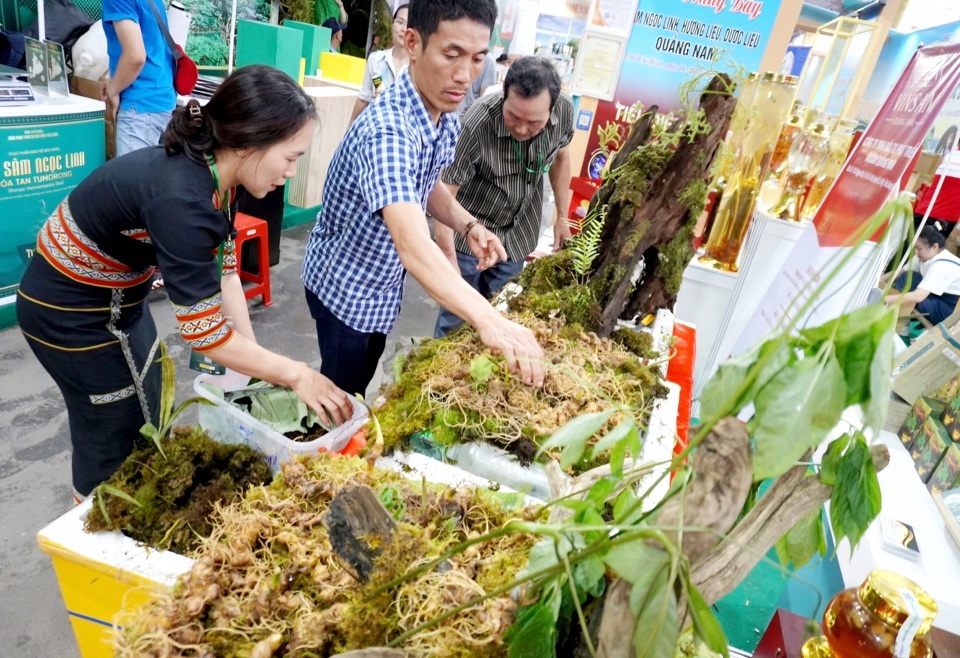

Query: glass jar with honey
left=801, top=569, right=938, bottom=658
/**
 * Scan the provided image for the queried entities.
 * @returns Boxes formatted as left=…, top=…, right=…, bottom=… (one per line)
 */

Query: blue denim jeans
left=434, top=251, right=525, bottom=338
left=115, top=108, right=172, bottom=157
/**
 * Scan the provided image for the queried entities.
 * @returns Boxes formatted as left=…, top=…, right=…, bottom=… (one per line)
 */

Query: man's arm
left=384, top=201, right=545, bottom=385
left=548, top=145, right=572, bottom=251
left=349, top=98, right=370, bottom=125
left=427, top=181, right=506, bottom=270
left=101, top=20, right=146, bottom=121
left=434, top=182, right=461, bottom=272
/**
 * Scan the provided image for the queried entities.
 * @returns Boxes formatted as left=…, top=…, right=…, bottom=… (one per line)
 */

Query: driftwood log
left=323, top=485, right=397, bottom=583
left=587, top=75, right=738, bottom=337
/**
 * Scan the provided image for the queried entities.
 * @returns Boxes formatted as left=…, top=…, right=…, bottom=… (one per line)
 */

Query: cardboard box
left=69, top=74, right=115, bottom=160
left=891, top=308, right=960, bottom=403
left=910, top=415, right=953, bottom=483
left=898, top=396, right=946, bottom=451
left=941, top=396, right=960, bottom=441
left=928, top=442, right=960, bottom=495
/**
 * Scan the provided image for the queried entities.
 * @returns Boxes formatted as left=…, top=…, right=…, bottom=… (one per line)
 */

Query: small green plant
left=569, top=208, right=606, bottom=285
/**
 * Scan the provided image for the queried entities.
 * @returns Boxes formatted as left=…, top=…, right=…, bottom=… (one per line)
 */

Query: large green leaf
left=699, top=338, right=793, bottom=423
left=505, top=593, right=559, bottom=658
left=800, top=304, right=896, bottom=409
left=774, top=507, right=825, bottom=569
left=748, top=351, right=848, bottom=481
left=682, top=569, right=729, bottom=658
left=829, top=432, right=882, bottom=550
left=631, top=563, right=680, bottom=658
left=590, top=417, right=638, bottom=459
left=602, top=543, right=669, bottom=600
left=864, top=322, right=895, bottom=428
left=158, top=342, right=176, bottom=430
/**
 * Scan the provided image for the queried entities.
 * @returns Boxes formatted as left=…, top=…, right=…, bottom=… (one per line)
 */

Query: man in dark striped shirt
left=434, top=56, right=574, bottom=337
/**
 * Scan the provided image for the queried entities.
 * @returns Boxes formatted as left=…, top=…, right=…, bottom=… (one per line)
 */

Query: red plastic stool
left=233, top=212, right=272, bottom=307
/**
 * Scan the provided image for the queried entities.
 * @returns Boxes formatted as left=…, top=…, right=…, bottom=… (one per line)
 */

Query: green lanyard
left=206, top=153, right=236, bottom=239
left=511, top=137, right=548, bottom=175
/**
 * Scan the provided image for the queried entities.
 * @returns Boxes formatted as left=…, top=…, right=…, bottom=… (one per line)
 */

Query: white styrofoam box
left=194, top=371, right=369, bottom=472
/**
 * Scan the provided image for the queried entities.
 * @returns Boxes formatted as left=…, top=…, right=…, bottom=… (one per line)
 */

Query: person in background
left=17, top=66, right=352, bottom=503
left=458, top=50, right=496, bottom=116
left=342, top=9, right=369, bottom=57
left=495, top=51, right=509, bottom=81
left=302, top=0, right=545, bottom=398
left=315, top=0, right=348, bottom=26
left=101, top=0, right=175, bottom=156
left=349, top=2, right=408, bottom=124
left=322, top=17, right=348, bottom=52
left=881, top=225, right=960, bottom=326
left=433, top=56, right=574, bottom=338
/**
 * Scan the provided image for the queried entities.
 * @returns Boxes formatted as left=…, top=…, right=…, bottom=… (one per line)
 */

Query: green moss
left=84, top=426, right=272, bottom=554
left=611, top=327, right=655, bottom=358
left=659, top=221, right=696, bottom=296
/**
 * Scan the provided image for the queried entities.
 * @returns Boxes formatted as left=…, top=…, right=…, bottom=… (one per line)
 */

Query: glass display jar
left=799, top=117, right=859, bottom=221
left=767, top=122, right=831, bottom=222
left=700, top=72, right=797, bottom=271
left=801, top=569, right=938, bottom=658
left=767, top=103, right=806, bottom=180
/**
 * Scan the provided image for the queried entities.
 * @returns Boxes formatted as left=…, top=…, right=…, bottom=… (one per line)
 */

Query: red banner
left=813, top=41, right=960, bottom=246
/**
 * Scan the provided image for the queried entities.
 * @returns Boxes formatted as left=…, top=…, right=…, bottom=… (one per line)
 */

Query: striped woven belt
left=37, top=199, right=153, bottom=288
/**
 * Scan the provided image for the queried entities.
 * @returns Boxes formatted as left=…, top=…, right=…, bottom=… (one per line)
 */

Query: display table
left=830, top=429, right=960, bottom=635
left=0, top=93, right=106, bottom=329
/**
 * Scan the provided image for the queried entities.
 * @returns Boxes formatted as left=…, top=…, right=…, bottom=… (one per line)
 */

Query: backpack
left=23, top=0, right=94, bottom=71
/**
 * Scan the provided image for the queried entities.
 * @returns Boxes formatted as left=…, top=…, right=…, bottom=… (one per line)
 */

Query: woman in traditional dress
left=17, top=65, right=352, bottom=501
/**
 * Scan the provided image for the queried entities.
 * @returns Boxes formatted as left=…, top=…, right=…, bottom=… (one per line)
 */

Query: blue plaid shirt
left=302, top=70, right=459, bottom=334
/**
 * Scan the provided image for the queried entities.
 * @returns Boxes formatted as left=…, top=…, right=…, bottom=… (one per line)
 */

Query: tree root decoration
left=689, top=443, right=890, bottom=607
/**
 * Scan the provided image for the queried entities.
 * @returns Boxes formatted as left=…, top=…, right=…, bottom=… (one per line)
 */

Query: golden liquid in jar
left=822, top=589, right=932, bottom=658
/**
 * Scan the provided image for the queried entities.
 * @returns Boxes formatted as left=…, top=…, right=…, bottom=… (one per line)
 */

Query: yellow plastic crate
left=319, top=52, right=366, bottom=85
left=36, top=501, right=193, bottom=658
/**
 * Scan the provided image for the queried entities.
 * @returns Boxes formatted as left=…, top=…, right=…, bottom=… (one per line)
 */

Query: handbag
left=145, top=0, right=198, bottom=95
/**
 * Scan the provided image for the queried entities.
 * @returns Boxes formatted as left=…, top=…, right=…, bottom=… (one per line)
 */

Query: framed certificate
left=570, top=29, right=627, bottom=100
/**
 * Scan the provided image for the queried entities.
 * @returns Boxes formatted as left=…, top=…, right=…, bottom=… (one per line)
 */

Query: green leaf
left=819, top=433, right=851, bottom=486
left=829, top=432, right=882, bottom=550
left=100, top=483, right=143, bottom=508
left=800, top=304, right=896, bottom=409
left=603, top=542, right=668, bottom=592
left=505, top=598, right=558, bottom=658
left=586, top=478, right=617, bottom=506
left=469, top=355, right=497, bottom=383
left=864, top=323, right=895, bottom=428
left=612, top=486, right=643, bottom=525
left=541, top=409, right=616, bottom=469
left=748, top=350, right=847, bottom=481
left=157, top=342, right=175, bottom=430
left=699, top=338, right=793, bottom=423
left=775, top=507, right=825, bottom=569
left=572, top=555, right=607, bottom=599
left=609, top=439, right=628, bottom=478
left=631, top=563, right=680, bottom=658
left=139, top=422, right=166, bottom=458
left=590, top=417, right=637, bottom=459
left=682, top=570, right=729, bottom=658
left=392, top=351, right=407, bottom=384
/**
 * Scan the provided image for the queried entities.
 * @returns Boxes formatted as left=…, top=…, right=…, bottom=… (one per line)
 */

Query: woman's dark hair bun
left=163, top=99, right=214, bottom=162
left=162, top=65, right=317, bottom=166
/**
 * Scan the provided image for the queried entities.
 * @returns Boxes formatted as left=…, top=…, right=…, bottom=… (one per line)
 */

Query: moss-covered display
left=374, top=312, right=667, bottom=466
left=84, top=426, right=272, bottom=554
left=117, top=455, right=542, bottom=658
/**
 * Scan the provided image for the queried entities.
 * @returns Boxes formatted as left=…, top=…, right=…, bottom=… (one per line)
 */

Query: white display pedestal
left=830, top=430, right=960, bottom=634
left=676, top=209, right=805, bottom=400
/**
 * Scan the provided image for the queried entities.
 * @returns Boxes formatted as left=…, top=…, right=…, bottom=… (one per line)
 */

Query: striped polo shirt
left=442, top=91, right=574, bottom=262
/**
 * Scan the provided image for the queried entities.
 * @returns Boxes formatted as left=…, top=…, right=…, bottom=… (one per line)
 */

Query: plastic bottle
left=445, top=442, right=551, bottom=501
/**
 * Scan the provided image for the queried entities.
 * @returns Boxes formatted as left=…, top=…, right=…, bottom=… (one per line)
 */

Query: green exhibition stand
left=0, top=94, right=107, bottom=330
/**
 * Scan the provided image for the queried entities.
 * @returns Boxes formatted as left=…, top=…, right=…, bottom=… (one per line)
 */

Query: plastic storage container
left=193, top=371, right=369, bottom=472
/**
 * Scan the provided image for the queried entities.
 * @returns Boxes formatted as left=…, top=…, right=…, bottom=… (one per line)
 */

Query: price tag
left=189, top=349, right=225, bottom=375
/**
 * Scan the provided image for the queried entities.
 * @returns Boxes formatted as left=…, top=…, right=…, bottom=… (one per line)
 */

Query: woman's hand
left=290, top=363, right=354, bottom=427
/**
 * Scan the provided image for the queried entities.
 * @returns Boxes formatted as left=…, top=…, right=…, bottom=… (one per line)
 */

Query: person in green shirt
left=315, top=0, right=346, bottom=26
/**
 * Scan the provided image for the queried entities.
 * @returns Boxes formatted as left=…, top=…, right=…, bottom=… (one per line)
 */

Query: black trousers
left=304, top=287, right=386, bottom=398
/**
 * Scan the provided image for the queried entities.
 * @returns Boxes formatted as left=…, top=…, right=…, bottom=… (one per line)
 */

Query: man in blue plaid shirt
left=303, top=0, right=545, bottom=397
